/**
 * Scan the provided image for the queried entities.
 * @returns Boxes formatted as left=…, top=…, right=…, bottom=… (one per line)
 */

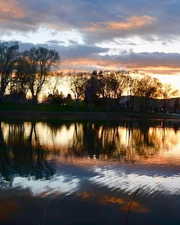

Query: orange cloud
left=0, top=0, right=25, bottom=20
left=127, top=65, right=180, bottom=75
left=60, top=57, right=180, bottom=75
left=86, top=16, right=154, bottom=32
left=61, top=58, right=121, bottom=67
left=60, top=58, right=122, bottom=72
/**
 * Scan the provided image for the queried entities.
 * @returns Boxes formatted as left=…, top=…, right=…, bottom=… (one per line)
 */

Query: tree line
left=0, top=41, right=179, bottom=112
left=70, top=70, right=179, bottom=112
left=0, top=42, right=59, bottom=103
left=71, top=70, right=178, bottom=101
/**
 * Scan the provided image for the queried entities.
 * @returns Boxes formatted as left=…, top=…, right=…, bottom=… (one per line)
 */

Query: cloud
left=0, top=0, right=25, bottom=20
left=2, top=40, right=180, bottom=74
left=14, top=41, right=180, bottom=74
left=86, top=16, right=154, bottom=32
left=18, top=41, right=108, bottom=59
left=0, top=0, right=178, bottom=40
left=1, top=0, right=180, bottom=75
left=60, top=52, right=180, bottom=74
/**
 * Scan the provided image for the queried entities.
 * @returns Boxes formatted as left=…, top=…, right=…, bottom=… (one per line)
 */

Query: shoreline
left=0, top=111, right=180, bottom=121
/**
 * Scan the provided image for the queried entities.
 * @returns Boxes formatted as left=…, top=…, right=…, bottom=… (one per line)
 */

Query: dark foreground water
left=1, top=120, right=180, bottom=225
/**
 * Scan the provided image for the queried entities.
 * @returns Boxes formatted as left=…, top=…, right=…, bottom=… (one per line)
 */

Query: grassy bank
left=0, top=102, right=180, bottom=122
left=0, top=102, right=104, bottom=112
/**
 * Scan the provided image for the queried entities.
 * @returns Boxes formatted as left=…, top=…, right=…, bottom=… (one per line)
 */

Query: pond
left=1, top=120, right=180, bottom=225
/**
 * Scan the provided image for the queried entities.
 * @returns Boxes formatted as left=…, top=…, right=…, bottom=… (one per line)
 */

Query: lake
left=1, top=119, right=180, bottom=225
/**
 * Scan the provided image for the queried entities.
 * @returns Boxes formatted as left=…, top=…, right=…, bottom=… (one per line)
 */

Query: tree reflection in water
left=1, top=120, right=180, bottom=185
left=0, top=122, right=55, bottom=186
left=1, top=120, right=180, bottom=225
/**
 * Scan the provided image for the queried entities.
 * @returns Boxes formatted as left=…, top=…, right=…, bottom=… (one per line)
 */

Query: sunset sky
left=1, top=0, right=180, bottom=83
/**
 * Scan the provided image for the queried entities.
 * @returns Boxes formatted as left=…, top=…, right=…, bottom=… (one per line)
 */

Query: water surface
left=1, top=120, right=180, bottom=225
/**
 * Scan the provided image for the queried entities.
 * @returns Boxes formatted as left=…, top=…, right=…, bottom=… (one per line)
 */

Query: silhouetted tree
left=99, top=76, right=119, bottom=98
left=10, top=56, right=32, bottom=97
left=161, top=84, right=179, bottom=112
left=71, top=73, right=88, bottom=100
left=22, top=47, right=59, bottom=103
left=0, top=42, right=19, bottom=99
left=130, top=75, right=163, bottom=111
left=131, top=75, right=163, bottom=98
left=99, top=72, right=130, bottom=99
left=85, top=71, right=103, bottom=104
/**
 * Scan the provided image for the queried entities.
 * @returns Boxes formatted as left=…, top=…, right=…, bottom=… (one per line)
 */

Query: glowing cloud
left=0, top=0, right=25, bottom=20
left=87, top=16, right=155, bottom=32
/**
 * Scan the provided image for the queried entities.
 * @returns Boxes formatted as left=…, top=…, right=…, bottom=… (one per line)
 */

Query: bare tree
left=0, top=42, right=19, bottom=99
left=10, top=56, right=32, bottom=97
left=130, top=75, right=163, bottom=98
left=100, top=71, right=131, bottom=99
left=70, top=73, right=88, bottom=100
left=22, top=47, right=60, bottom=103
left=130, top=75, right=163, bottom=111
left=161, top=84, right=179, bottom=112
left=99, top=75, right=119, bottom=98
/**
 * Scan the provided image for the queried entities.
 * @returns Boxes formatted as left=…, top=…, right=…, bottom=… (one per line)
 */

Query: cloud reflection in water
left=90, top=167, right=180, bottom=196
left=12, top=175, right=80, bottom=196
